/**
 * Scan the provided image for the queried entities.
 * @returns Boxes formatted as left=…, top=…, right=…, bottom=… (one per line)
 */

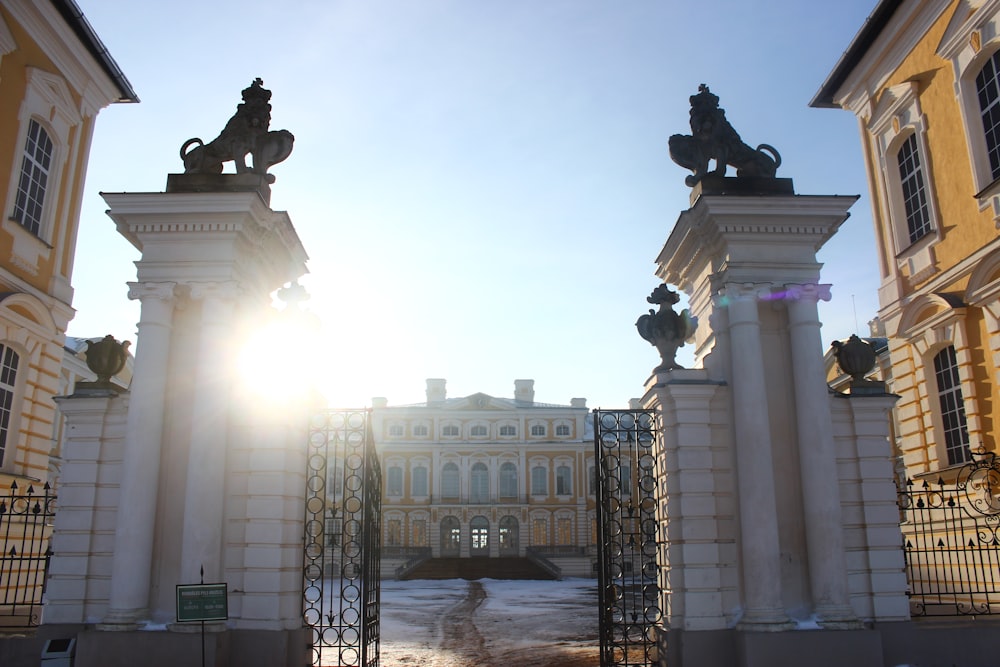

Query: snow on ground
left=379, top=577, right=600, bottom=667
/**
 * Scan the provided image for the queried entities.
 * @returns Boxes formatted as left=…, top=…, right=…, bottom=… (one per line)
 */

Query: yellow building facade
left=373, top=379, right=597, bottom=577
left=814, top=0, right=1000, bottom=478
left=0, top=0, right=135, bottom=486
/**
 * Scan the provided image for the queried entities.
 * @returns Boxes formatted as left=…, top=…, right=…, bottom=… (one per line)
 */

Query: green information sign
left=175, top=583, right=228, bottom=622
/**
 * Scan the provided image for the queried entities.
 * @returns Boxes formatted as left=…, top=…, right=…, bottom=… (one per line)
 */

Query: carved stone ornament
left=179, top=78, right=294, bottom=182
left=668, top=84, right=781, bottom=187
left=83, top=335, right=131, bottom=387
left=636, top=284, right=698, bottom=372
left=830, top=334, right=876, bottom=383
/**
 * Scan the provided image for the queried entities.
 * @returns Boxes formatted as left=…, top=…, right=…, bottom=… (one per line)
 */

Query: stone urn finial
left=636, top=284, right=698, bottom=372
left=830, top=334, right=876, bottom=383
left=84, top=335, right=131, bottom=387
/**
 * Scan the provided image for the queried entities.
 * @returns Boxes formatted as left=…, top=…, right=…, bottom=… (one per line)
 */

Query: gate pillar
left=641, top=175, right=905, bottom=666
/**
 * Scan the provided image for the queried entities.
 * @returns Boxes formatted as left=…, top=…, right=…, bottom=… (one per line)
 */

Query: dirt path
left=438, top=581, right=491, bottom=665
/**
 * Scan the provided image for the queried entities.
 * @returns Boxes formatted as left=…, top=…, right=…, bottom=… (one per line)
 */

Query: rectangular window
left=896, top=134, right=931, bottom=244
left=530, top=466, right=547, bottom=495
left=386, top=519, right=401, bottom=546
left=977, top=50, right=1000, bottom=180
left=934, top=346, right=972, bottom=466
left=532, top=518, right=547, bottom=546
left=412, top=466, right=428, bottom=496
left=556, top=518, right=572, bottom=546
left=387, top=466, right=403, bottom=496
left=412, top=519, right=427, bottom=547
left=556, top=465, right=572, bottom=495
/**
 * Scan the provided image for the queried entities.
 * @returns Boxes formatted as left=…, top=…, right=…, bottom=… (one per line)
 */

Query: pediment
left=898, top=292, right=966, bottom=338
left=937, top=0, right=993, bottom=59
left=446, top=393, right=515, bottom=410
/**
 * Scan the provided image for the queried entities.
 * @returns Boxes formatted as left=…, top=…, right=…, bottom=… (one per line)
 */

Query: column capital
left=188, top=281, right=241, bottom=302
left=784, top=283, right=833, bottom=304
left=715, top=282, right=774, bottom=305
left=127, top=281, right=177, bottom=302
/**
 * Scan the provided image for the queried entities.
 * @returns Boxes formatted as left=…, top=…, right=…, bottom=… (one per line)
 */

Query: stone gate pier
left=643, top=177, right=907, bottom=667
left=42, top=81, right=312, bottom=667
left=641, top=86, right=908, bottom=667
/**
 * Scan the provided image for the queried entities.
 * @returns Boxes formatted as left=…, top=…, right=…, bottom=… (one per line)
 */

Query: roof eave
left=50, top=0, right=139, bottom=103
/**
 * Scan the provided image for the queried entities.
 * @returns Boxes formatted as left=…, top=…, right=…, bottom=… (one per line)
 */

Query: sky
left=68, top=0, right=882, bottom=409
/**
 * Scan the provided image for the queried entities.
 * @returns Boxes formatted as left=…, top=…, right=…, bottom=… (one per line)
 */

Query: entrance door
left=499, top=515, right=519, bottom=556
left=470, top=515, right=489, bottom=557
left=440, top=516, right=460, bottom=556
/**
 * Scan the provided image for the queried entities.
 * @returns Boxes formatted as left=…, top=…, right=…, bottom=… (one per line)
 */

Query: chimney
left=426, top=378, right=446, bottom=405
left=571, top=398, right=587, bottom=408
left=372, top=397, right=388, bottom=408
left=514, top=379, right=534, bottom=404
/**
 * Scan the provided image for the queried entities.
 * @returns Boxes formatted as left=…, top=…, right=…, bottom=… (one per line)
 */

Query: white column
left=723, top=284, right=793, bottom=630
left=101, top=282, right=177, bottom=630
left=178, top=282, right=239, bottom=587
left=786, top=285, right=859, bottom=627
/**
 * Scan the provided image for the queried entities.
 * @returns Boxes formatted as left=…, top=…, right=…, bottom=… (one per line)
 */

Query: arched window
left=412, top=518, right=428, bottom=547
left=499, top=462, right=518, bottom=499
left=442, top=424, right=459, bottom=437
left=413, top=424, right=428, bottom=437
left=411, top=465, right=428, bottom=497
left=388, top=423, right=404, bottom=437
left=12, top=119, right=53, bottom=236
left=0, top=344, right=20, bottom=466
left=470, top=462, right=489, bottom=503
left=499, top=424, right=516, bottom=436
left=976, top=49, right=1000, bottom=181
left=530, top=466, right=547, bottom=495
left=530, top=424, right=546, bottom=437
left=934, top=345, right=971, bottom=465
left=556, top=465, right=572, bottom=495
left=470, top=424, right=487, bottom=437
left=556, top=424, right=570, bottom=436
left=441, top=462, right=460, bottom=498
left=896, top=133, right=931, bottom=244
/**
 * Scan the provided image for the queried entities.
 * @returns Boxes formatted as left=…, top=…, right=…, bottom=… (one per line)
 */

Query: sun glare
left=237, top=311, right=323, bottom=406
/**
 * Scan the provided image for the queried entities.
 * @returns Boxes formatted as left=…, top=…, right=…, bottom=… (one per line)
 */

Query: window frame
left=932, top=345, right=972, bottom=466
left=0, top=343, right=20, bottom=470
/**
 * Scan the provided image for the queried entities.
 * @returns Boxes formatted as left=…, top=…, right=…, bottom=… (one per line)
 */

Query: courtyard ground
left=377, top=577, right=600, bottom=667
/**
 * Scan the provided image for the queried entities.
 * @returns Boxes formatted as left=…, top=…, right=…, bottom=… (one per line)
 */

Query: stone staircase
left=399, top=557, right=557, bottom=581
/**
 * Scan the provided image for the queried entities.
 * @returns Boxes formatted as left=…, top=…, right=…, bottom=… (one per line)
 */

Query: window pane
left=412, top=466, right=428, bottom=496
left=556, top=465, right=572, bottom=495
left=387, top=466, right=403, bottom=496
left=0, top=345, right=18, bottom=465
left=499, top=462, right=518, bottom=498
left=442, top=463, right=460, bottom=498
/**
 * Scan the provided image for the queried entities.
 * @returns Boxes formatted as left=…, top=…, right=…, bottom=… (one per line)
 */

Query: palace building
left=813, top=0, right=1000, bottom=479
left=372, top=379, right=598, bottom=578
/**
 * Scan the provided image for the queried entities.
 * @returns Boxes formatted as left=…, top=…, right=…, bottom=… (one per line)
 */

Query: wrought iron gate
left=0, top=481, right=55, bottom=628
left=304, top=409, right=381, bottom=667
left=594, top=409, right=664, bottom=667
left=898, top=450, right=1000, bottom=616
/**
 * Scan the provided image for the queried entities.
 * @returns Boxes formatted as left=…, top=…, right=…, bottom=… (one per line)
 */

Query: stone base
left=165, top=173, right=272, bottom=204
left=68, top=627, right=309, bottom=667
left=660, top=627, right=881, bottom=667
left=689, top=174, right=795, bottom=204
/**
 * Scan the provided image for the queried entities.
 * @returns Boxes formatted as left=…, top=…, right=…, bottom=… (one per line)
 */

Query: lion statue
left=180, top=78, right=294, bottom=182
left=668, top=84, right=780, bottom=187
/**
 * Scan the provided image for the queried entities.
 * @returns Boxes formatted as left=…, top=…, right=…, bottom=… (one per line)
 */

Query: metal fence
left=898, top=451, right=1000, bottom=616
left=0, top=481, right=55, bottom=629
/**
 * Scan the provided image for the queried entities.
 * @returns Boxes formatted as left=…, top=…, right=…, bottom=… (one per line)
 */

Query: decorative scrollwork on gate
left=898, top=450, right=1000, bottom=616
left=304, top=410, right=381, bottom=666
left=594, top=409, right=663, bottom=667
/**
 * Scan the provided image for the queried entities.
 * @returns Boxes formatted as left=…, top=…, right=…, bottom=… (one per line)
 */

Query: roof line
left=809, top=0, right=902, bottom=109
left=50, top=0, right=139, bottom=103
